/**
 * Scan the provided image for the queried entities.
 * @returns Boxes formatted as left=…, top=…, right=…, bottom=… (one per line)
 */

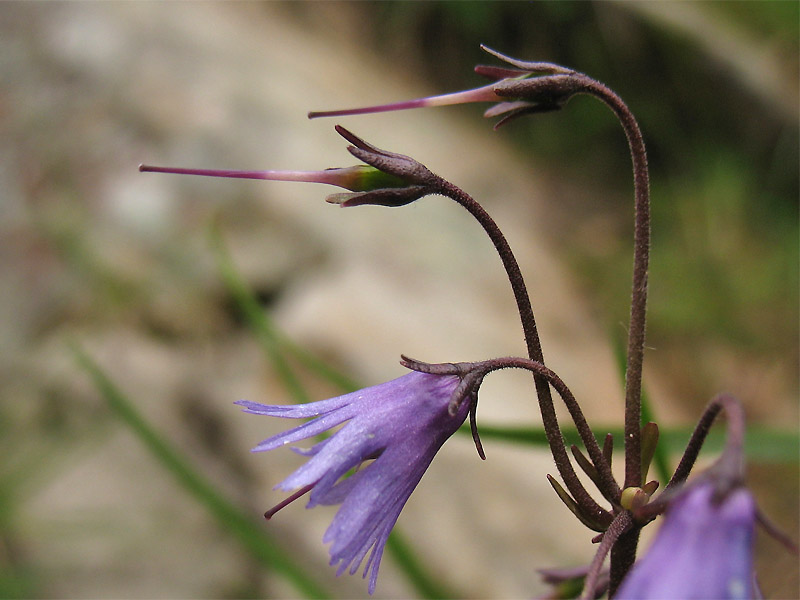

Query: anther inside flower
left=235, top=370, right=470, bottom=594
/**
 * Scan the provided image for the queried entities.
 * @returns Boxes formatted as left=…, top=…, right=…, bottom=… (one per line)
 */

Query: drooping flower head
left=235, top=369, right=469, bottom=594
left=308, top=45, right=585, bottom=129
left=615, top=481, right=756, bottom=599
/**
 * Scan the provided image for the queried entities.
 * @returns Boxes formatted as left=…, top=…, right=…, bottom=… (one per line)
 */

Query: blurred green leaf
left=386, top=529, right=459, bottom=599
left=466, top=423, right=799, bottom=464
left=0, top=567, right=38, bottom=600
left=72, top=343, right=330, bottom=599
left=209, top=222, right=360, bottom=396
left=208, top=222, right=311, bottom=404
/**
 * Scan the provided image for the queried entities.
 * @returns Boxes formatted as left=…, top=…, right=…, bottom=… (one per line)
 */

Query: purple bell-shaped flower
left=236, top=370, right=468, bottom=594
left=616, top=481, right=756, bottom=599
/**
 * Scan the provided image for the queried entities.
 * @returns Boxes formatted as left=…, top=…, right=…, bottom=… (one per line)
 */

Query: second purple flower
left=616, top=482, right=757, bottom=599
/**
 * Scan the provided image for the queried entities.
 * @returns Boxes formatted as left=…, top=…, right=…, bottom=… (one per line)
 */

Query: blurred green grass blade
left=386, top=530, right=459, bottom=599
left=639, top=395, right=671, bottom=483
left=463, top=423, right=554, bottom=446
left=0, top=567, right=38, bottom=600
left=464, top=424, right=799, bottom=463
left=610, top=332, right=672, bottom=483
left=208, top=223, right=311, bottom=404
left=665, top=426, right=800, bottom=463
left=71, top=344, right=330, bottom=599
left=211, top=223, right=358, bottom=393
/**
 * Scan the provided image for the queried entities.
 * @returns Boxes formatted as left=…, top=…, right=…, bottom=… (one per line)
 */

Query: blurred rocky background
left=1, top=2, right=797, bottom=598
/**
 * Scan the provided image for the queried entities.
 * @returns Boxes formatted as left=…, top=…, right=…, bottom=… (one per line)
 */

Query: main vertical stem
left=609, top=527, right=641, bottom=596
left=581, top=79, right=651, bottom=491
left=573, top=77, right=650, bottom=596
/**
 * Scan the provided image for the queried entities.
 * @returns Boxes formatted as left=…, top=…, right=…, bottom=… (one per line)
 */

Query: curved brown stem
left=433, top=179, right=613, bottom=521
left=666, top=393, right=744, bottom=491
left=608, top=526, right=641, bottom=597
left=469, top=356, right=620, bottom=505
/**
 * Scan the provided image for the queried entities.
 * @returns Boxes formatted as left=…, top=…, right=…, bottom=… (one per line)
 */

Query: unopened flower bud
left=140, top=128, right=438, bottom=209
left=308, top=45, right=583, bottom=129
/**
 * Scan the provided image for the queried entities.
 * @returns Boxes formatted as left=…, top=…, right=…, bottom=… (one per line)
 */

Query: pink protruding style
left=138, top=164, right=377, bottom=191
left=307, top=83, right=503, bottom=119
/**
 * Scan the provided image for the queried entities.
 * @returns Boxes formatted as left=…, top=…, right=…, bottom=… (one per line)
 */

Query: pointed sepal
left=547, top=474, right=608, bottom=533
left=640, top=421, right=660, bottom=484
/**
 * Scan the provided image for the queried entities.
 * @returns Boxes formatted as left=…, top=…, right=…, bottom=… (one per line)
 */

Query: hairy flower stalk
left=310, top=46, right=653, bottom=585
left=332, top=129, right=615, bottom=519
left=403, top=356, right=616, bottom=529
left=430, top=180, right=617, bottom=522
left=337, top=128, right=614, bottom=520
left=316, top=98, right=617, bottom=527
left=236, top=370, right=470, bottom=594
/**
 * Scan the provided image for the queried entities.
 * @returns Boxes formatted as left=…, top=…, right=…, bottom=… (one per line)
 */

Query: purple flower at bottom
left=235, top=370, right=468, bottom=594
left=616, top=483, right=756, bottom=599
